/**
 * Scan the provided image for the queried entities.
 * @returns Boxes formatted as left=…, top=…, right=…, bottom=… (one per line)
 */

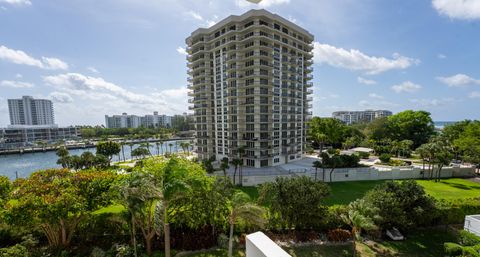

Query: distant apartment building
left=332, top=110, right=392, bottom=125
left=8, top=96, right=55, bottom=126
left=187, top=9, right=314, bottom=167
left=105, top=112, right=172, bottom=129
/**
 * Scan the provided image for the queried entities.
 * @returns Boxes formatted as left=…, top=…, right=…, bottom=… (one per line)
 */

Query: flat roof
left=186, top=9, right=314, bottom=43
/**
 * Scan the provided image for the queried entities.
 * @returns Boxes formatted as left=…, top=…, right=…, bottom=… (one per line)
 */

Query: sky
left=0, top=0, right=479, bottom=126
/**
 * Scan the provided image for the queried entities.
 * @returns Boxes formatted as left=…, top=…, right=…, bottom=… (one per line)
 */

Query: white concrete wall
left=246, top=232, right=291, bottom=257
left=240, top=166, right=475, bottom=186
left=465, top=215, right=480, bottom=237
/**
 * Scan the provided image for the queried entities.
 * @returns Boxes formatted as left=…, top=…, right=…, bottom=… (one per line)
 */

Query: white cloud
left=15, top=73, right=22, bottom=78
left=432, top=0, right=480, bottom=20
left=409, top=98, right=455, bottom=107
left=87, top=66, right=99, bottom=73
left=357, top=76, right=377, bottom=85
left=41, top=57, right=69, bottom=70
left=368, top=93, right=384, bottom=99
left=437, top=54, right=447, bottom=59
left=185, top=10, right=217, bottom=27
left=49, top=91, right=73, bottom=103
left=391, top=81, right=422, bottom=93
left=0, top=45, right=68, bottom=70
left=0, top=80, right=34, bottom=88
left=437, top=74, right=480, bottom=87
left=176, top=46, right=187, bottom=56
left=469, top=91, right=480, bottom=98
left=235, top=0, right=290, bottom=8
left=313, top=42, right=419, bottom=75
left=0, top=0, right=31, bottom=6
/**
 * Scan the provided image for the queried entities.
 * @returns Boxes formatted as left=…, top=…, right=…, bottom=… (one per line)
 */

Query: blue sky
left=0, top=0, right=479, bottom=126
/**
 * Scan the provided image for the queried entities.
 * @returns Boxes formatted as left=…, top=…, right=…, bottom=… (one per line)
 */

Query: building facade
left=105, top=112, right=172, bottom=129
left=8, top=96, right=55, bottom=125
left=332, top=110, right=392, bottom=125
left=0, top=125, right=80, bottom=150
left=187, top=9, right=314, bottom=168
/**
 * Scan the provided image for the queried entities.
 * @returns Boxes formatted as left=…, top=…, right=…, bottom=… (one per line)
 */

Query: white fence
left=239, top=166, right=475, bottom=186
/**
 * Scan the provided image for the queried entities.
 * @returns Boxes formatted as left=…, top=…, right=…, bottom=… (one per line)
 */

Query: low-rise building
left=332, top=110, right=392, bottom=125
left=0, top=125, right=80, bottom=150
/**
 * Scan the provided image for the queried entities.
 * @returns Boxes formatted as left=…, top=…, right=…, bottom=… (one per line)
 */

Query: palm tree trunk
left=315, top=167, right=317, bottom=181
left=122, top=145, right=126, bottom=162
left=164, top=206, right=171, bottom=257
left=228, top=222, right=234, bottom=257
left=233, top=167, right=237, bottom=185
left=132, top=214, right=138, bottom=257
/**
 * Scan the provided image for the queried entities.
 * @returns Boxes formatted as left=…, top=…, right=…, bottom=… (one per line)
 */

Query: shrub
left=444, top=242, right=463, bottom=256
left=357, top=151, right=370, bottom=159
left=327, top=229, right=352, bottom=242
left=90, top=247, right=106, bottom=257
left=435, top=199, right=480, bottom=225
left=379, top=153, right=391, bottom=163
left=459, top=230, right=480, bottom=246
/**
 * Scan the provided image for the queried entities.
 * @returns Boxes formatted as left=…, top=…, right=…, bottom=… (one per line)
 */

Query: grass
left=235, top=178, right=480, bottom=206
left=416, top=178, right=480, bottom=200
left=182, top=244, right=352, bottom=257
left=324, top=180, right=384, bottom=206
left=358, top=227, right=458, bottom=257
left=183, top=227, right=457, bottom=257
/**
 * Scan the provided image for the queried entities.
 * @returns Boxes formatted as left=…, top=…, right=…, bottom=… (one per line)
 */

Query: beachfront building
left=105, top=112, right=173, bottom=129
left=332, top=110, right=392, bottom=125
left=187, top=9, right=314, bottom=167
left=0, top=125, right=80, bottom=150
left=8, top=96, right=55, bottom=126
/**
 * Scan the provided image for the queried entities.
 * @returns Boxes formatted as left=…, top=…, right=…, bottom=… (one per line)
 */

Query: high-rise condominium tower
left=8, top=96, right=55, bottom=126
left=186, top=9, right=313, bottom=168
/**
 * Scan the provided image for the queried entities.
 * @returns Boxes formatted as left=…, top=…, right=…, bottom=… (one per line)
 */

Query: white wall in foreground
left=246, top=232, right=291, bottom=257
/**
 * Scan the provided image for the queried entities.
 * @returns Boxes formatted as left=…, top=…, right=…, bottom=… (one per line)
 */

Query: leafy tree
left=312, top=160, right=322, bottom=181
left=144, top=157, right=206, bottom=257
left=379, top=153, right=391, bottom=163
left=131, top=147, right=150, bottom=159
left=321, top=152, right=360, bottom=182
left=5, top=169, right=116, bottom=248
left=386, top=110, right=435, bottom=148
left=0, top=175, right=12, bottom=205
left=341, top=199, right=379, bottom=257
left=227, top=191, right=266, bottom=257
left=455, top=121, right=480, bottom=169
left=362, top=180, right=436, bottom=231
left=308, top=117, right=349, bottom=151
left=259, top=176, right=330, bottom=230
left=430, top=136, right=454, bottom=181
left=94, top=154, right=110, bottom=168
left=96, top=141, right=121, bottom=163
left=80, top=151, right=96, bottom=169
left=442, top=120, right=472, bottom=160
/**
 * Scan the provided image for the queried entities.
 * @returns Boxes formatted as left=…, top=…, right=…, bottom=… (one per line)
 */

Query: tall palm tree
left=220, top=157, right=230, bottom=178
left=128, top=142, right=135, bottom=160
left=312, top=160, right=322, bottom=181
left=228, top=191, right=266, bottom=257
left=230, top=159, right=242, bottom=185
left=155, top=141, right=161, bottom=156
left=341, top=199, right=379, bottom=257
left=237, top=146, right=246, bottom=186
left=120, top=140, right=126, bottom=162
left=168, top=143, right=173, bottom=154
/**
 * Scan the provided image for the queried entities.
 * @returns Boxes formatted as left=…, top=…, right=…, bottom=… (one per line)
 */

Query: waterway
left=0, top=140, right=191, bottom=180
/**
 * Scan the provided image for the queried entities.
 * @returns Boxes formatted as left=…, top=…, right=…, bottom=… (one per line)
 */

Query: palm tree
left=341, top=199, right=379, bottom=257
left=312, top=160, right=322, bottom=181
left=314, top=132, right=328, bottom=154
left=230, top=158, right=242, bottom=185
left=237, top=146, right=246, bottom=186
left=220, top=157, right=230, bottom=178
left=128, top=142, right=135, bottom=160
left=120, top=140, right=126, bottom=162
left=155, top=141, right=161, bottom=156
left=168, top=143, right=173, bottom=154
left=227, top=191, right=266, bottom=257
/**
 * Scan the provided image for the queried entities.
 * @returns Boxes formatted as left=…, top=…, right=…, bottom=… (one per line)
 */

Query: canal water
left=0, top=140, right=191, bottom=180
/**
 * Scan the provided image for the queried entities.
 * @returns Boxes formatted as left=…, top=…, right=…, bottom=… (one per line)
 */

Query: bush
left=357, top=151, right=370, bottom=159
left=327, top=229, right=352, bottom=242
left=435, top=199, right=480, bottom=225
left=379, top=153, right=391, bottom=163
left=459, top=230, right=480, bottom=246
left=444, top=242, right=463, bottom=256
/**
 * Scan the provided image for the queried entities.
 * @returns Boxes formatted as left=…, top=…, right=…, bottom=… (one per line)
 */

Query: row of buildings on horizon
left=1, top=96, right=189, bottom=150
left=332, top=109, right=393, bottom=125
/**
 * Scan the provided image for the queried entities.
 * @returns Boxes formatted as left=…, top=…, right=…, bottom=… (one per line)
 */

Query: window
left=260, top=160, right=268, bottom=167
left=274, top=158, right=279, bottom=163
left=274, top=23, right=280, bottom=30
left=244, top=21, right=254, bottom=28
left=246, top=159, right=255, bottom=167
left=245, top=78, right=254, bottom=86
left=260, top=20, right=269, bottom=26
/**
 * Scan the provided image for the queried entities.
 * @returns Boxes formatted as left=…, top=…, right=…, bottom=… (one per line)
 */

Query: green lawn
left=324, top=180, right=384, bottom=205
left=182, top=244, right=352, bottom=257
left=416, top=178, right=480, bottom=200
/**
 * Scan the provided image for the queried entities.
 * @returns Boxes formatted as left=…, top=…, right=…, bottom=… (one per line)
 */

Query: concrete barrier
left=240, top=166, right=475, bottom=186
left=246, top=232, right=291, bottom=257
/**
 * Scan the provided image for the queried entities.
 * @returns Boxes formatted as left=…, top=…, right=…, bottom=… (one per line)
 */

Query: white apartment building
left=187, top=9, right=314, bottom=168
left=8, top=96, right=55, bottom=126
left=332, top=110, right=393, bottom=125
left=105, top=112, right=172, bottom=129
